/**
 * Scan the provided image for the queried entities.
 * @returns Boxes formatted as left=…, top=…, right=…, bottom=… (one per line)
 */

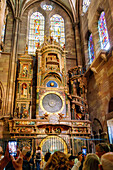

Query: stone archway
left=108, top=98, right=113, bottom=113
left=92, top=118, right=103, bottom=137
left=39, top=135, right=68, bottom=155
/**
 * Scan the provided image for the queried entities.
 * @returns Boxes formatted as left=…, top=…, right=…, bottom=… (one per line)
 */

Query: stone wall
left=80, top=0, right=113, bottom=134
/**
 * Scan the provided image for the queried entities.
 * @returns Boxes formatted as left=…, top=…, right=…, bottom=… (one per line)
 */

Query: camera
left=82, top=148, right=87, bottom=155
left=8, top=140, right=17, bottom=157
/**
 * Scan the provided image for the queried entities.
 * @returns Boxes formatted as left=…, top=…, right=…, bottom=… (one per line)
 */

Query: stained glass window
left=28, top=12, right=44, bottom=54
left=98, top=11, right=110, bottom=50
left=83, top=0, right=91, bottom=13
left=50, top=14, right=65, bottom=47
left=1, top=25, right=6, bottom=43
left=42, top=4, right=53, bottom=11
left=88, top=33, right=95, bottom=64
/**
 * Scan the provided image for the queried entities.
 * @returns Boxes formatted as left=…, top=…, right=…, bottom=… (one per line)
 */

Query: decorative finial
left=25, top=44, right=28, bottom=54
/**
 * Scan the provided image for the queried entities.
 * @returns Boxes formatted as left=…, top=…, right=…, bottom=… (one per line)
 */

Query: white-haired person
left=83, top=153, right=100, bottom=170
left=99, top=152, right=113, bottom=170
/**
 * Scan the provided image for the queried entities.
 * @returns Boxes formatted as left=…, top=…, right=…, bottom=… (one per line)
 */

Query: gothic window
left=88, top=33, right=95, bottom=64
left=83, top=0, right=91, bottom=13
left=42, top=4, right=53, bottom=11
left=1, top=25, right=6, bottom=43
left=50, top=14, right=65, bottom=47
left=98, top=11, right=110, bottom=50
left=28, top=12, right=44, bottom=54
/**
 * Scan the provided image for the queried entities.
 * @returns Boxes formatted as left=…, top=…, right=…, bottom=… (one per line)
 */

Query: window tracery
left=88, top=33, right=95, bottom=64
left=83, top=0, right=91, bottom=13
left=98, top=11, right=110, bottom=50
left=1, top=25, right=6, bottom=43
left=28, top=12, right=44, bottom=54
left=42, top=4, right=53, bottom=11
left=50, top=14, right=65, bottom=47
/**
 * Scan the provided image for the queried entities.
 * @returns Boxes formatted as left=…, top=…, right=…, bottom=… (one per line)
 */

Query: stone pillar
left=0, top=0, right=7, bottom=52
left=36, top=48, right=41, bottom=119
left=45, top=13, right=50, bottom=38
left=92, top=27, right=101, bottom=56
left=5, top=1, right=20, bottom=116
left=84, top=41, right=89, bottom=69
left=75, top=23, right=82, bottom=66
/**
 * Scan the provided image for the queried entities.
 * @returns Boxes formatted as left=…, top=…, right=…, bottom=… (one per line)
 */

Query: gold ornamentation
left=50, top=82, right=54, bottom=86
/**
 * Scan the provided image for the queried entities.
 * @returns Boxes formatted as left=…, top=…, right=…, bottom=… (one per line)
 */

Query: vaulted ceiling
left=9, top=0, right=77, bottom=22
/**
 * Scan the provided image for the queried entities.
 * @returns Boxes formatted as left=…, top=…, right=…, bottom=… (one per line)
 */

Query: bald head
left=101, top=152, right=113, bottom=170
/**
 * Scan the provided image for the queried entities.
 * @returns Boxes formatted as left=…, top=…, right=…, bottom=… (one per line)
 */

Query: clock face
left=42, top=93, right=62, bottom=112
left=40, top=91, right=65, bottom=114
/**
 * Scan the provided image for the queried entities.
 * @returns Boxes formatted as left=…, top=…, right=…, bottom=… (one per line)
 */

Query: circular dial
left=42, top=93, right=63, bottom=113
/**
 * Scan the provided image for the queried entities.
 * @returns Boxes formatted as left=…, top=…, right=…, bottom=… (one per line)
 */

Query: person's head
left=67, top=154, right=76, bottom=168
left=95, top=143, right=110, bottom=158
left=44, top=151, right=69, bottom=170
left=37, top=146, right=41, bottom=150
left=83, top=153, right=100, bottom=170
left=44, top=152, right=51, bottom=162
left=100, top=152, right=113, bottom=170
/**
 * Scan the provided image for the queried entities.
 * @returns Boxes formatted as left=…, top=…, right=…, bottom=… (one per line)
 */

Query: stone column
left=0, top=0, right=6, bottom=52
left=75, top=23, right=82, bottom=66
left=45, top=13, right=50, bottom=38
left=84, top=41, right=89, bottom=69
left=5, top=0, right=20, bottom=116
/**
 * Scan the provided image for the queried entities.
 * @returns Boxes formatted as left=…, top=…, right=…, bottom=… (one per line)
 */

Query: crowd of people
left=0, top=143, right=113, bottom=170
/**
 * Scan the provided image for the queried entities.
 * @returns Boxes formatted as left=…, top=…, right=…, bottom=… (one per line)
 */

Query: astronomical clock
left=36, top=37, right=68, bottom=122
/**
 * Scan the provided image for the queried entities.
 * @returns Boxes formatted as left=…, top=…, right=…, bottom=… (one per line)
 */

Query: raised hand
left=11, top=150, right=23, bottom=170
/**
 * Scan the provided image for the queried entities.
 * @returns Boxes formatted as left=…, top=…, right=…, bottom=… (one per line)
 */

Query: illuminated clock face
left=42, top=93, right=63, bottom=113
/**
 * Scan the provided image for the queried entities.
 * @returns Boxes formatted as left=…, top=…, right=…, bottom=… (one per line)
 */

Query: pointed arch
left=50, top=14, right=65, bottom=47
left=108, top=98, right=113, bottom=113
left=28, top=12, right=45, bottom=54
left=98, top=11, right=110, bottom=50
left=88, top=33, right=95, bottom=64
